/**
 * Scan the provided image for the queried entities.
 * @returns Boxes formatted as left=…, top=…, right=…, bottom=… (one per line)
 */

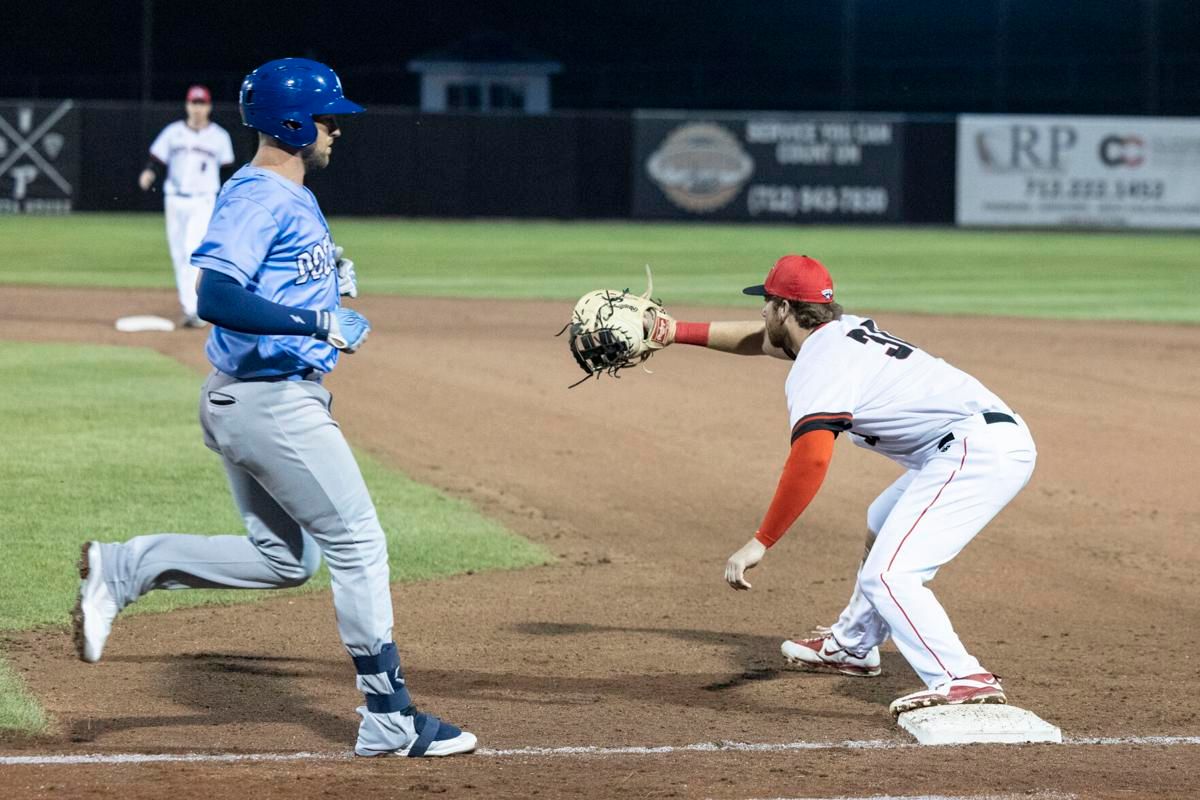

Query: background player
left=76, top=58, right=476, bottom=757
left=139, top=85, right=235, bottom=328
left=657, top=255, right=1037, bottom=716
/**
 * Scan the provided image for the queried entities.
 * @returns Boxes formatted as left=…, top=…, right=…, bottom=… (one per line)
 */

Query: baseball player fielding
left=139, top=85, right=234, bottom=328
left=579, top=254, right=1036, bottom=717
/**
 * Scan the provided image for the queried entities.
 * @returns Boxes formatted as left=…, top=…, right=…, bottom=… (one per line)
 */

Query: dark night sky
left=3, top=0, right=1198, bottom=114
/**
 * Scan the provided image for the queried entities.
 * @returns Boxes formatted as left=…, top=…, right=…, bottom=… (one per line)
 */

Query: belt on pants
left=227, top=369, right=323, bottom=384
left=936, top=411, right=1016, bottom=450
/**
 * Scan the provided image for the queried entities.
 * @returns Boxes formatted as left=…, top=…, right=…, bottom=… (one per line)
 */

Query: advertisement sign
left=633, top=112, right=905, bottom=222
left=957, top=114, right=1200, bottom=229
left=0, top=100, right=79, bottom=214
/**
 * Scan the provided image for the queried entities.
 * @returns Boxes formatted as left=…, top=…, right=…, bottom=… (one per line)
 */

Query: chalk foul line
left=0, top=735, right=1197, bottom=766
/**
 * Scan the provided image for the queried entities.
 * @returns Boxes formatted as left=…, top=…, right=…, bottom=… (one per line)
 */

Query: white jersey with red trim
left=149, top=121, right=235, bottom=197
left=784, top=314, right=1010, bottom=469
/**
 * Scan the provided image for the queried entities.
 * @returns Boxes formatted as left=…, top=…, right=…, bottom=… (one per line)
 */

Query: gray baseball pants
left=98, top=370, right=393, bottom=658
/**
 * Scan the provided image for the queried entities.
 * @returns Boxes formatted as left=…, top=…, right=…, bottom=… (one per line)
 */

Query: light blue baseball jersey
left=193, top=165, right=340, bottom=378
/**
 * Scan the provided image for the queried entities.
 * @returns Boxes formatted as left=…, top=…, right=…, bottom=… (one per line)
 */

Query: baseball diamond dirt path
left=1, top=286, right=1198, bottom=799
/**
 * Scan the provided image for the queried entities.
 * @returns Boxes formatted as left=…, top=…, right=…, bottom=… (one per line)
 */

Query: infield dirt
left=1, top=286, right=1198, bottom=798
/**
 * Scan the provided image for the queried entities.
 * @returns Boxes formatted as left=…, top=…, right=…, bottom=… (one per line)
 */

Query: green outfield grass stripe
left=0, top=341, right=549, bottom=734
left=0, top=660, right=47, bottom=734
left=1, top=213, right=1197, bottom=323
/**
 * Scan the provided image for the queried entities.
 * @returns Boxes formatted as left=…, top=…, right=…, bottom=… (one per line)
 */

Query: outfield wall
left=60, top=103, right=634, bottom=219
left=2, top=100, right=1195, bottom=228
left=0, top=100, right=955, bottom=223
left=630, top=111, right=958, bottom=225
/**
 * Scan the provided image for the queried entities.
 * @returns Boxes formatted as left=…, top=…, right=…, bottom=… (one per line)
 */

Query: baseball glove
left=559, top=266, right=675, bottom=386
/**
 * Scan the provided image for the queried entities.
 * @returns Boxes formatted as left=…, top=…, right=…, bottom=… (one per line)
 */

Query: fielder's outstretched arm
left=668, top=320, right=792, bottom=359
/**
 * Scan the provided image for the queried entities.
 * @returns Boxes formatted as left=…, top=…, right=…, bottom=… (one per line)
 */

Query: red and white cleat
left=781, top=631, right=881, bottom=677
left=889, top=673, right=1006, bottom=717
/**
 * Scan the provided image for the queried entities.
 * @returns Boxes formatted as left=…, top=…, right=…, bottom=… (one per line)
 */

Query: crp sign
left=957, top=114, right=1200, bottom=229
left=973, top=123, right=1079, bottom=172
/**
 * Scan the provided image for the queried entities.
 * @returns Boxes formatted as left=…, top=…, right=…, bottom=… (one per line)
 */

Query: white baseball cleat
left=72, top=542, right=121, bottom=663
left=355, top=705, right=477, bottom=757
left=781, top=631, right=881, bottom=677
left=889, top=673, right=1006, bottom=717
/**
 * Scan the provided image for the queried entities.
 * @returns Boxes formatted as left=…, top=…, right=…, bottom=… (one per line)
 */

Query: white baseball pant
left=830, top=413, right=1036, bottom=689
left=164, top=193, right=216, bottom=319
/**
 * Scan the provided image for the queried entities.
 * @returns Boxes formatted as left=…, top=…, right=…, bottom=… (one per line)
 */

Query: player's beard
left=766, top=321, right=788, bottom=349
left=765, top=307, right=789, bottom=349
left=301, top=143, right=331, bottom=171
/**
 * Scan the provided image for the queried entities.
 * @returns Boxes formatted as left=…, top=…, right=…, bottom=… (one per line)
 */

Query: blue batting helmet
left=239, top=58, right=364, bottom=148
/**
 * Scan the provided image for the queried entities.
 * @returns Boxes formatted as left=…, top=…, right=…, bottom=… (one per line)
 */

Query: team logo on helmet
left=822, top=288, right=834, bottom=300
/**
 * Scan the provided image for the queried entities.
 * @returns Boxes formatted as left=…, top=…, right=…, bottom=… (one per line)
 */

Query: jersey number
left=846, top=319, right=914, bottom=359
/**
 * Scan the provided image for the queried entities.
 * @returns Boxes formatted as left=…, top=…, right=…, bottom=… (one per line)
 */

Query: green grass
left=0, top=661, right=47, bottom=735
left=3, top=213, right=1198, bottom=322
left=0, top=342, right=549, bottom=732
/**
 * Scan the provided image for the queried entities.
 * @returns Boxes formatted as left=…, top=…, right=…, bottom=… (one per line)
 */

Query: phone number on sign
left=1024, top=178, right=1166, bottom=201
left=747, top=185, right=890, bottom=216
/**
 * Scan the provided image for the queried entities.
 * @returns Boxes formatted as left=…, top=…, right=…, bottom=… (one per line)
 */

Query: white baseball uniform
left=147, top=120, right=235, bottom=319
left=785, top=314, right=1036, bottom=690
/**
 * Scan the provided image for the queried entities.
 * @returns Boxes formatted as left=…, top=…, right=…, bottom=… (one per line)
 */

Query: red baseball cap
left=742, top=255, right=834, bottom=303
left=186, top=85, right=212, bottom=103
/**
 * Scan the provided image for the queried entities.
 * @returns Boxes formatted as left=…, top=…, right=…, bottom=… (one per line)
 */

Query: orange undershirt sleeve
left=754, top=429, right=836, bottom=548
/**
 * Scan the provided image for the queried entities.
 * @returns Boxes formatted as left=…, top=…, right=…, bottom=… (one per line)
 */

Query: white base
left=115, top=315, right=175, bottom=333
left=897, top=704, right=1062, bottom=745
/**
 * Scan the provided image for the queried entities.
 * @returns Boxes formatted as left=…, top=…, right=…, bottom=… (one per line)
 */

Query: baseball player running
left=139, top=85, right=235, bottom=328
left=75, top=58, right=476, bottom=757
left=659, top=255, right=1036, bottom=716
